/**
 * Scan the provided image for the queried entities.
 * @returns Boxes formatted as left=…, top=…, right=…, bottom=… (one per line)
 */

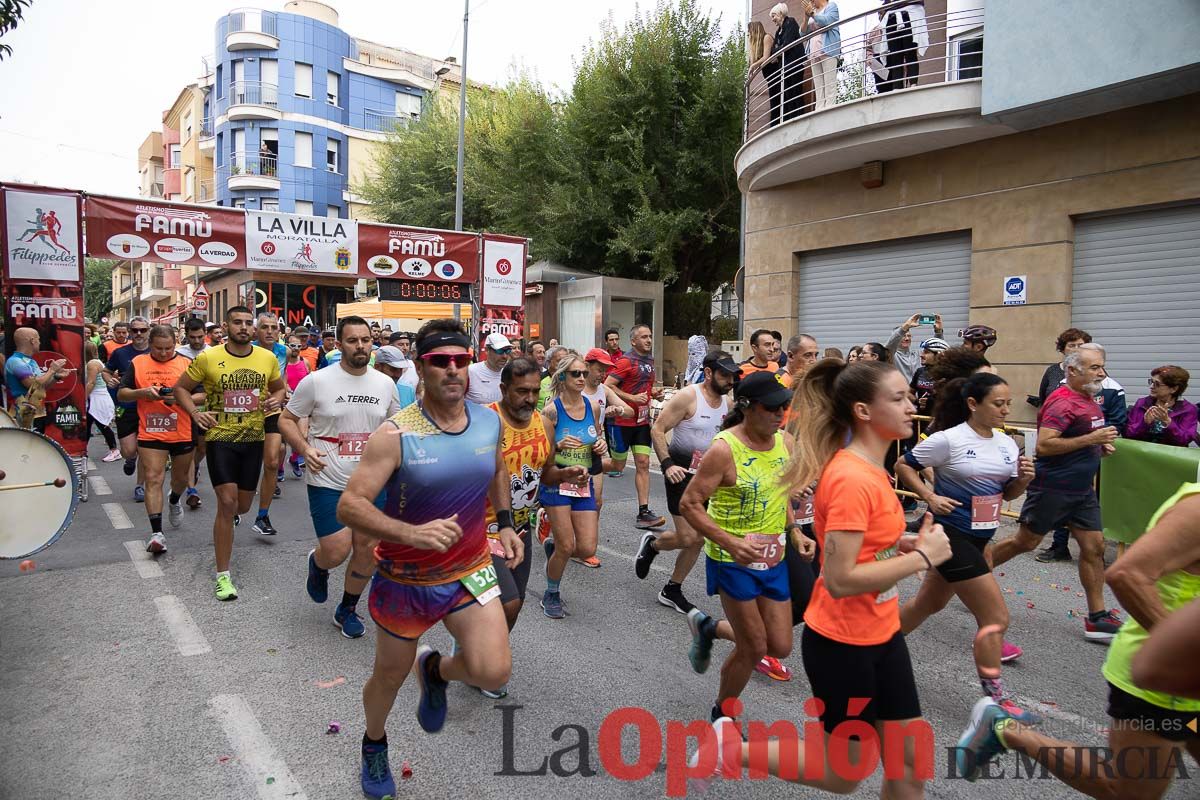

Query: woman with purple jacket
left=1125, top=365, right=1198, bottom=447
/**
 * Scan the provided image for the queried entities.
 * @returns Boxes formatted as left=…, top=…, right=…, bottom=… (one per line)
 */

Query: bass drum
left=0, top=428, right=80, bottom=559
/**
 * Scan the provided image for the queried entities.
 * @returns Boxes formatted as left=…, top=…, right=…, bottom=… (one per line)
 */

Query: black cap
left=735, top=371, right=792, bottom=407
left=388, top=331, right=406, bottom=343
left=703, top=352, right=740, bottom=375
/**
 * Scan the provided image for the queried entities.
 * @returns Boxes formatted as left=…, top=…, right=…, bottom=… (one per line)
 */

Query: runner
left=959, top=484, right=1200, bottom=795
left=173, top=306, right=286, bottom=601
left=465, top=333, right=512, bottom=405
left=637, top=350, right=737, bottom=615
left=895, top=372, right=1037, bottom=713
left=117, top=325, right=203, bottom=554
left=605, top=324, right=666, bottom=529
left=677, top=371, right=800, bottom=724
left=739, top=329, right=780, bottom=378
left=539, top=351, right=609, bottom=619
left=336, top=319, right=522, bottom=800
left=104, top=316, right=151, bottom=501
left=690, top=360, right=953, bottom=797
left=176, top=317, right=210, bottom=508
left=572, top=347, right=632, bottom=565
left=282, top=332, right=311, bottom=474
left=278, top=316, right=399, bottom=639
left=252, top=313, right=288, bottom=535
left=101, top=320, right=129, bottom=360
left=988, top=342, right=1123, bottom=641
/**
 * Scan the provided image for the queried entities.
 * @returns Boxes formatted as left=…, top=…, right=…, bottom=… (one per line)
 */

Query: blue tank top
left=552, top=395, right=598, bottom=470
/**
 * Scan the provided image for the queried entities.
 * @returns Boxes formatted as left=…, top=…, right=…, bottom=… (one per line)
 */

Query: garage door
left=797, top=233, right=971, bottom=355
left=1072, top=205, right=1200, bottom=402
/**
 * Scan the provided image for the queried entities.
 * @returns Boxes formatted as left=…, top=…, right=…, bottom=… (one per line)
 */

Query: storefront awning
left=335, top=300, right=473, bottom=321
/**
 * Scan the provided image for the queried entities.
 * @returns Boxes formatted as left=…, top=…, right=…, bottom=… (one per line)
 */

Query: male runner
left=102, top=320, right=129, bottom=360
left=337, top=319, right=522, bottom=800
left=603, top=328, right=623, bottom=362
left=252, top=312, right=288, bottom=534
left=465, top=333, right=512, bottom=405
left=104, top=316, right=151, bottom=501
left=117, top=325, right=204, bottom=554
left=279, top=316, right=399, bottom=639
left=739, top=329, right=780, bottom=378
left=605, top=323, right=666, bottom=529
left=637, top=350, right=738, bottom=613
left=779, top=334, right=820, bottom=388
left=173, top=306, right=286, bottom=601
left=176, top=318, right=210, bottom=508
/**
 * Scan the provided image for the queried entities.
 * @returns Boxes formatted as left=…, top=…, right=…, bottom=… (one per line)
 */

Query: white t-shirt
left=176, top=343, right=207, bottom=360
left=466, top=361, right=504, bottom=405
left=905, top=422, right=1019, bottom=536
left=285, top=364, right=400, bottom=490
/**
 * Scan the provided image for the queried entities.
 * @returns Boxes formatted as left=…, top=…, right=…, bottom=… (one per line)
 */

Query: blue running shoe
left=956, top=697, right=1012, bottom=781
left=413, top=645, right=448, bottom=733
left=334, top=604, right=365, bottom=638
left=361, top=742, right=395, bottom=800
left=133, top=485, right=145, bottom=503
left=541, top=590, right=565, bottom=619
left=306, top=549, right=329, bottom=604
left=291, top=458, right=304, bottom=479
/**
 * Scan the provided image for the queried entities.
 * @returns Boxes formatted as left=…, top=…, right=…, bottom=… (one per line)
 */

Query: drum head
left=0, top=409, right=16, bottom=428
left=0, top=429, right=79, bottom=559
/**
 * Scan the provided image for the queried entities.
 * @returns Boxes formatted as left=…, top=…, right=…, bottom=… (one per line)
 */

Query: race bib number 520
left=460, top=563, right=500, bottom=605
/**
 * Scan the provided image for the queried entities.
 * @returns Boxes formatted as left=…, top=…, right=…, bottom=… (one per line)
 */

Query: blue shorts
left=705, top=557, right=791, bottom=603
left=307, top=485, right=386, bottom=538
left=539, top=480, right=598, bottom=512
left=368, top=574, right=475, bottom=641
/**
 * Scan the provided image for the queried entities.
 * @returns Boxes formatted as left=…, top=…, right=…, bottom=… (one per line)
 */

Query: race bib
left=972, top=494, right=1002, bottom=530
left=797, top=497, right=815, bottom=526
left=874, top=545, right=899, bottom=603
left=559, top=479, right=591, bottom=499
left=687, top=451, right=704, bottom=474
left=223, top=388, right=259, bottom=413
left=636, top=405, right=649, bottom=425
left=460, top=563, right=500, bottom=605
left=337, top=432, right=370, bottom=460
left=488, top=536, right=507, bottom=558
left=745, top=533, right=784, bottom=571
left=145, top=413, right=177, bottom=434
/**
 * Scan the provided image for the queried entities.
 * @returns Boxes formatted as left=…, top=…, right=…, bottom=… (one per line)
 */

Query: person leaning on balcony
left=802, top=0, right=841, bottom=111
left=1126, top=366, right=1198, bottom=447
left=747, top=21, right=780, bottom=126
left=764, top=4, right=803, bottom=126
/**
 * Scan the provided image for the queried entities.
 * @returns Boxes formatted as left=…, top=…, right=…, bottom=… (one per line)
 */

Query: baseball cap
left=388, top=331, right=406, bottom=344
left=484, top=332, right=513, bottom=352
left=205, top=322, right=218, bottom=330
left=375, top=346, right=409, bottom=368
left=920, top=337, right=950, bottom=352
left=703, top=352, right=740, bottom=375
left=292, top=326, right=310, bottom=337
left=735, top=371, right=792, bottom=408
left=584, top=347, right=614, bottom=367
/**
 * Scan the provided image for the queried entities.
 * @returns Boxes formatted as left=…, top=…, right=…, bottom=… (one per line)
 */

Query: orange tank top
left=131, top=352, right=193, bottom=443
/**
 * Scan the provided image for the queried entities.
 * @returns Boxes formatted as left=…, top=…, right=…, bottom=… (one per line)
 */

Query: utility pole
left=454, top=0, right=469, bottom=232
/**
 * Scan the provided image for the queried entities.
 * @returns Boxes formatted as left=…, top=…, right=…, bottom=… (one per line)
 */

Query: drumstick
left=0, top=478, right=67, bottom=492
left=0, top=469, right=6, bottom=481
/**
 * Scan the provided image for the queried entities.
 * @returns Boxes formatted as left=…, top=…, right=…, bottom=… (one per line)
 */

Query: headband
left=415, top=330, right=471, bottom=357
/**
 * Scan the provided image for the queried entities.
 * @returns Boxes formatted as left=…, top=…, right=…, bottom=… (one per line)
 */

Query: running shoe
left=1035, top=544, right=1071, bottom=563
left=755, top=655, right=792, bottom=681
left=636, top=508, right=667, bottom=529
left=573, top=555, right=601, bottom=568
left=306, top=549, right=329, bottom=604
left=686, top=716, right=734, bottom=794
left=291, top=459, right=304, bottom=479
left=413, top=645, right=448, bottom=733
left=252, top=515, right=278, bottom=536
left=1000, top=641, right=1023, bottom=663
left=146, top=532, right=167, bottom=555
left=215, top=574, right=238, bottom=601
left=997, top=698, right=1040, bottom=723
left=480, top=684, right=509, bottom=700
left=658, top=583, right=695, bottom=614
left=277, top=465, right=285, bottom=481
left=955, top=697, right=1012, bottom=782
left=1084, top=609, right=1122, bottom=643
left=334, top=604, right=365, bottom=638
left=234, top=514, right=241, bottom=527
left=168, top=500, right=183, bottom=529
left=185, top=488, right=201, bottom=509
left=102, top=449, right=122, bottom=463
left=606, top=470, right=622, bottom=478
left=133, top=485, right=145, bottom=503
left=687, top=608, right=716, bottom=674
left=273, top=485, right=281, bottom=498
left=360, top=741, right=395, bottom=800
left=541, top=590, right=565, bottom=619
left=123, top=457, right=137, bottom=476
left=536, top=509, right=551, bottom=545
left=634, top=532, right=658, bottom=579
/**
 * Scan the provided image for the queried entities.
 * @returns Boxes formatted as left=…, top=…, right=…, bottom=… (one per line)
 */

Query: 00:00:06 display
left=397, top=281, right=464, bottom=300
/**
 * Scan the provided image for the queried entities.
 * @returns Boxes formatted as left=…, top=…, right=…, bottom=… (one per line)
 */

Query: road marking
left=209, top=694, right=308, bottom=800
left=104, top=502, right=134, bottom=529
left=89, top=475, right=112, bottom=495
left=595, top=542, right=672, bottom=576
left=123, top=540, right=164, bottom=579
left=957, top=675, right=1103, bottom=736
left=87, top=458, right=98, bottom=471
left=154, top=595, right=212, bottom=656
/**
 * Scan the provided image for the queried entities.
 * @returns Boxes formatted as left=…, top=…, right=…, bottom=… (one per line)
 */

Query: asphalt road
left=1, top=440, right=1196, bottom=800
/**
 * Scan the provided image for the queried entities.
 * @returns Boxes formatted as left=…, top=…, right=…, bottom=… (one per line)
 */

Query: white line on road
left=123, top=540, right=164, bottom=579
left=103, top=502, right=134, bottom=530
left=209, top=694, right=308, bottom=800
left=89, top=475, right=112, bottom=496
left=595, top=542, right=673, bottom=576
left=154, top=595, right=212, bottom=656
left=87, top=458, right=98, bottom=471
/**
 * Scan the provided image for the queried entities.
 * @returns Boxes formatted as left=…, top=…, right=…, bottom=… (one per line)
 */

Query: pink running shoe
left=1000, top=641, right=1023, bottom=663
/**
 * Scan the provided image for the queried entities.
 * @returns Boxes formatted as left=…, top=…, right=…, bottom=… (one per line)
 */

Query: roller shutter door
left=797, top=234, right=971, bottom=355
left=1072, top=205, right=1200, bottom=402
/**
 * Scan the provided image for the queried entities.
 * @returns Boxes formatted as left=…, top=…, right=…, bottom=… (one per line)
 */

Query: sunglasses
left=1148, top=379, right=1167, bottom=388
left=759, top=400, right=789, bottom=413
left=419, top=352, right=472, bottom=369
left=130, top=327, right=150, bottom=334
left=566, top=369, right=587, bottom=378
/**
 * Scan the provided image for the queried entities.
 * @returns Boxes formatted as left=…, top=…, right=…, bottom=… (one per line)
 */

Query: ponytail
left=930, top=372, right=1008, bottom=433
left=720, top=398, right=748, bottom=431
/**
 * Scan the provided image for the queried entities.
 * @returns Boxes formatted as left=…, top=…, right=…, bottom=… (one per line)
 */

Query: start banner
left=245, top=210, right=358, bottom=276
left=1, top=185, right=84, bottom=285
left=357, top=223, right=479, bottom=282
left=85, top=194, right=248, bottom=270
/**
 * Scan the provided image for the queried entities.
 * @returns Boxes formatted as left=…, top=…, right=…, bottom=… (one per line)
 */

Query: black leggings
left=88, top=414, right=116, bottom=449
left=786, top=526, right=820, bottom=626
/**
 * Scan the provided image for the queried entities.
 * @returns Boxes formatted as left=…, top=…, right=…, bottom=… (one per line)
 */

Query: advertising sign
left=85, top=195, right=248, bottom=270
left=357, top=223, right=479, bottom=282
left=1003, top=274, right=1027, bottom=306
left=245, top=210, right=358, bottom=276
left=481, top=235, right=526, bottom=308
left=2, top=186, right=84, bottom=284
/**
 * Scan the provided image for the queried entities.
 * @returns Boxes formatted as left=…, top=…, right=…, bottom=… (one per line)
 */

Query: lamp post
left=454, top=0, right=469, bottom=232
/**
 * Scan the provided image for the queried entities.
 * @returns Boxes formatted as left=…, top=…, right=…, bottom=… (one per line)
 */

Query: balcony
left=199, top=118, right=214, bottom=150
left=736, top=2, right=1006, bottom=191
left=140, top=268, right=172, bottom=301
left=226, top=9, right=278, bottom=51
left=227, top=151, right=279, bottom=192
left=358, top=109, right=411, bottom=133
left=198, top=180, right=216, bottom=203
left=226, top=80, right=281, bottom=121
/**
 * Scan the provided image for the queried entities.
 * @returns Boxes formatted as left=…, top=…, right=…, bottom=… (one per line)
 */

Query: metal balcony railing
left=229, top=80, right=279, bottom=108
left=198, top=180, right=215, bottom=201
left=360, top=109, right=412, bottom=133
left=200, top=117, right=214, bottom=137
left=228, top=9, right=277, bottom=37
left=744, top=1, right=984, bottom=141
left=230, top=151, right=278, bottom=178
left=145, top=269, right=165, bottom=290
left=350, top=39, right=436, bottom=81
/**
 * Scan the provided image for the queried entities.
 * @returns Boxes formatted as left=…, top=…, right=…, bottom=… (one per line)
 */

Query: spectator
left=961, top=324, right=997, bottom=355
left=887, top=313, right=944, bottom=382
left=1033, top=328, right=1092, bottom=408
left=6, top=326, right=68, bottom=431
left=910, top=336, right=948, bottom=416
left=780, top=334, right=820, bottom=388
left=748, top=21, right=778, bottom=125
left=740, top=329, right=781, bottom=377
left=869, top=2, right=928, bottom=93
left=846, top=345, right=861, bottom=363
left=803, top=0, right=841, bottom=111
left=859, top=341, right=889, bottom=362
left=764, top=3, right=804, bottom=125
left=683, top=334, right=709, bottom=385
left=823, top=346, right=843, bottom=360
left=1126, top=366, right=1197, bottom=447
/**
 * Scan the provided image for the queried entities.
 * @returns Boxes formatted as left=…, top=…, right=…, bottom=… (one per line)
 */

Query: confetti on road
left=315, top=676, right=346, bottom=689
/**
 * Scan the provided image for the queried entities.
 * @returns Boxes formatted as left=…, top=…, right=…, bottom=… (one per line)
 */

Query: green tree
left=84, top=258, right=116, bottom=323
left=0, top=0, right=33, bottom=60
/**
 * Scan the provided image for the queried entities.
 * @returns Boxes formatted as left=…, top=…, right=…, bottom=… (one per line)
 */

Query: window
left=169, top=144, right=181, bottom=168
left=295, top=62, right=312, bottom=98
left=233, top=199, right=245, bottom=209
left=326, top=70, right=339, bottom=106
left=294, top=200, right=313, bottom=216
left=184, top=112, right=193, bottom=141
left=262, top=198, right=279, bottom=212
left=294, top=132, right=312, bottom=167
left=326, top=204, right=340, bottom=219
left=950, top=33, right=984, bottom=80
left=396, top=91, right=421, bottom=119
left=185, top=170, right=195, bottom=198
left=216, top=65, right=223, bottom=98
left=326, top=138, right=339, bottom=173
left=260, top=59, right=279, bottom=105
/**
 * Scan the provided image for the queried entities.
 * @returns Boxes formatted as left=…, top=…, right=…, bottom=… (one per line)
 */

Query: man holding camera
left=886, top=313, right=943, bottom=383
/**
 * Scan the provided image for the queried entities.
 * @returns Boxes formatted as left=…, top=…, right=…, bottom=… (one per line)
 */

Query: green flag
left=1100, top=439, right=1200, bottom=544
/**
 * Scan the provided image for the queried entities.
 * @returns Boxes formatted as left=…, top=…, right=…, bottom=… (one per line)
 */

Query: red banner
left=478, top=306, right=526, bottom=351
left=357, top=222, right=479, bottom=282
left=85, top=194, right=248, bottom=270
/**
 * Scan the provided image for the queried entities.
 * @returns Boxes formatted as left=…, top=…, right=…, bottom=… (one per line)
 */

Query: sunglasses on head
left=420, top=352, right=472, bottom=369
